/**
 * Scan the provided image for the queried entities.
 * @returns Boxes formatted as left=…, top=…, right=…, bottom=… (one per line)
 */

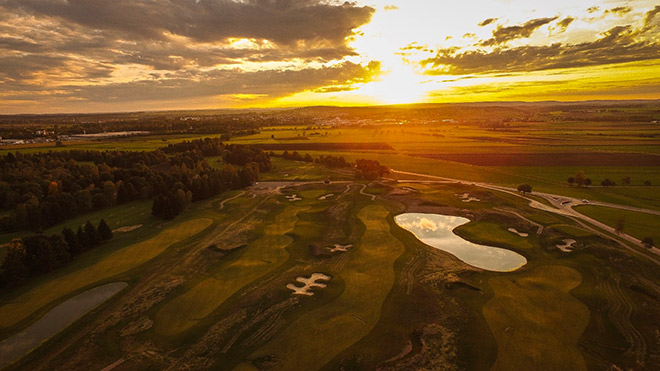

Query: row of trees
left=355, top=159, right=390, bottom=180
left=0, top=219, right=113, bottom=287
left=568, top=171, right=653, bottom=187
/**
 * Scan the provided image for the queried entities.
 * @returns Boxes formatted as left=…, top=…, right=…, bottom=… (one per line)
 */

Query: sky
left=0, top=0, right=659, bottom=113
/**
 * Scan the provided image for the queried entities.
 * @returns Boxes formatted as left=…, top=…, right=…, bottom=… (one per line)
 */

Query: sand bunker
left=112, top=224, right=142, bottom=233
left=285, top=194, right=302, bottom=202
left=329, top=243, right=353, bottom=253
left=318, top=193, right=334, bottom=200
left=508, top=227, right=529, bottom=237
left=457, top=193, right=480, bottom=203
left=556, top=239, right=577, bottom=252
left=287, top=273, right=331, bottom=296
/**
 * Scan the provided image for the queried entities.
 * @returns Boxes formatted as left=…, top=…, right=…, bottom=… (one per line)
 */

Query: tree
left=84, top=220, right=100, bottom=247
left=642, top=237, right=654, bottom=249
left=621, top=176, right=631, bottom=186
left=567, top=177, right=575, bottom=186
left=615, top=216, right=625, bottom=235
left=643, top=180, right=652, bottom=186
left=517, top=184, right=532, bottom=194
left=585, top=178, right=592, bottom=187
left=97, top=219, right=113, bottom=240
left=62, top=227, right=81, bottom=256
left=601, top=178, right=615, bottom=187
left=574, top=171, right=586, bottom=187
left=0, top=239, right=29, bottom=286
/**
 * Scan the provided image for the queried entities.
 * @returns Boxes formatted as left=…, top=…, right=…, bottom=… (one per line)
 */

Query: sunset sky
left=1, top=0, right=659, bottom=113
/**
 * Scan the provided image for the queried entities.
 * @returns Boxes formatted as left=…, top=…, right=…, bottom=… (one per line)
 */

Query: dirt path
left=218, top=191, right=245, bottom=209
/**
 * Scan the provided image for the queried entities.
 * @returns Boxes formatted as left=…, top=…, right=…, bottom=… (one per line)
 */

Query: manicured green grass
left=483, top=265, right=590, bottom=371
left=574, top=205, right=660, bottom=244
left=249, top=204, right=405, bottom=370
left=455, top=221, right=535, bottom=250
left=0, top=200, right=153, bottom=245
left=153, top=206, right=306, bottom=338
left=0, top=218, right=212, bottom=329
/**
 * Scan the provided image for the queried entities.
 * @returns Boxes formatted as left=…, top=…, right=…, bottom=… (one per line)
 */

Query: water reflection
left=395, top=213, right=526, bottom=272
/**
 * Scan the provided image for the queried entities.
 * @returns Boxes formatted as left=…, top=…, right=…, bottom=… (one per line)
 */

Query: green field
left=575, top=205, right=660, bottom=244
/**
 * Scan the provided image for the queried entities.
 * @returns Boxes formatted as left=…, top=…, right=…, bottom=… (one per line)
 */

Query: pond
left=395, top=213, right=527, bottom=272
left=0, top=282, right=128, bottom=368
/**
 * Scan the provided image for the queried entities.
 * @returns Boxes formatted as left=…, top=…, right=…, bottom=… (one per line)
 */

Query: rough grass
left=483, top=265, right=590, bottom=371
left=153, top=206, right=306, bottom=338
left=0, top=218, right=212, bottom=329
left=249, top=204, right=404, bottom=370
left=574, top=205, right=660, bottom=244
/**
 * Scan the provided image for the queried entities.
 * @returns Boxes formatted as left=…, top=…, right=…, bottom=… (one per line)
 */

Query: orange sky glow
left=0, top=0, right=659, bottom=113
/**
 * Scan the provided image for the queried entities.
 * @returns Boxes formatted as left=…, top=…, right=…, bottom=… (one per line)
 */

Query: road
left=391, top=170, right=660, bottom=264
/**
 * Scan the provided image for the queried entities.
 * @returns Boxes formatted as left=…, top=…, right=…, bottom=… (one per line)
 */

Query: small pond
left=0, top=282, right=128, bottom=368
left=395, top=213, right=527, bottom=272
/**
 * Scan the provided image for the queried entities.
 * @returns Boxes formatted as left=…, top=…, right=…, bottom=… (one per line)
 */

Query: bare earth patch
left=285, top=194, right=302, bottom=202
left=287, top=273, right=331, bottom=296
left=318, top=193, right=334, bottom=200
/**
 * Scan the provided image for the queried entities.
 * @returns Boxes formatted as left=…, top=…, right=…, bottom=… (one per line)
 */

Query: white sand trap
left=508, top=227, right=529, bottom=237
left=285, top=194, right=302, bottom=202
left=457, top=193, right=480, bottom=203
left=318, top=193, right=334, bottom=200
left=329, top=243, right=353, bottom=253
left=113, top=224, right=142, bottom=233
left=287, top=273, right=331, bottom=296
left=556, top=239, right=577, bottom=252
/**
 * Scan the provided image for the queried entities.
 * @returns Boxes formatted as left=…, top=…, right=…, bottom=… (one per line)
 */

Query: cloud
left=644, top=6, right=660, bottom=30
left=556, top=17, right=575, bottom=33
left=480, top=17, right=558, bottom=46
left=478, top=18, right=498, bottom=27
left=384, top=5, right=399, bottom=11
left=2, top=61, right=382, bottom=103
left=606, top=6, right=632, bottom=17
left=5, top=1, right=374, bottom=46
left=422, top=25, right=660, bottom=75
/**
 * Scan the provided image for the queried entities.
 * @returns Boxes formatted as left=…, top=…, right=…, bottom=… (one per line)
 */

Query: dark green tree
left=97, top=219, right=113, bottom=240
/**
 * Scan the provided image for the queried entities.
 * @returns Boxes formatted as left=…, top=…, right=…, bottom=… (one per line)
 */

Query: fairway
left=154, top=206, right=307, bottom=338
left=483, top=265, right=590, bottom=371
left=0, top=218, right=212, bottom=329
left=248, top=204, right=405, bottom=370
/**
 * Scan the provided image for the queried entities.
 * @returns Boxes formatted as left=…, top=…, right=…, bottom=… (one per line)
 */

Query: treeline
left=0, top=142, right=270, bottom=231
left=280, top=151, right=351, bottom=168
left=0, top=115, right=261, bottom=139
left=355, top=159, right=390, bottom=180
left=0, top=219, right=113, bottom=287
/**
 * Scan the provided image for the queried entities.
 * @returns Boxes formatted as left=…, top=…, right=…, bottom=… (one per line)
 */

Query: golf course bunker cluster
left=395, top=213, right=527, bottom=272
left=287, top=273, right=331, bottom=296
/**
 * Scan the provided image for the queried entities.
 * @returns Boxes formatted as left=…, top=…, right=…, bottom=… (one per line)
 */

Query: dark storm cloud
left=422, top=25, right=660, bottom=75
left=480, top=17, right=559, bottom=46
